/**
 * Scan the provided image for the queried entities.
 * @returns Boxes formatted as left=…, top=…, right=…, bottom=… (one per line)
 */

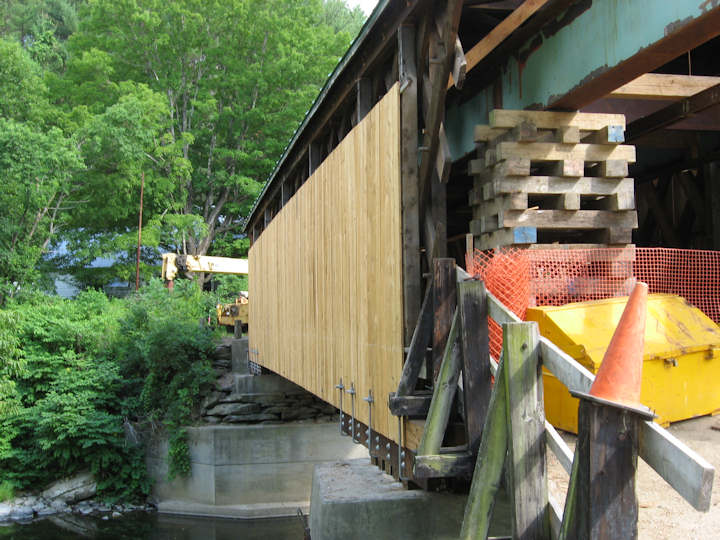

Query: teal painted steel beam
left=447, top=0, right=720, bottom=160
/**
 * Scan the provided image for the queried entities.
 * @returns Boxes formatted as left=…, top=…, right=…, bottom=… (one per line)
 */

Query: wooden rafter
left=627, top=82, right=720, bottom=140
left=449, top=0, right=550, bottom=89
left=609, top=73, right=720, bottom=101
left=417, top=0, right=463, bottom=227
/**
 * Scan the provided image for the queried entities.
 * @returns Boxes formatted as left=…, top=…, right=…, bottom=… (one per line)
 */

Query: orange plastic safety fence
left=466, top=247, right=720, bottom=358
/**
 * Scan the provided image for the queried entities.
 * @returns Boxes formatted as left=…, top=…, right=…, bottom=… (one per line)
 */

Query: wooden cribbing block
left=474, top=125, right=507, bottom=143
left=598, top=159, right=629, bottom=178
left=591, top=188, right=636, bottom=211
left=553, top=193, right=580, bottom=210
left=490, top=141, right=636, bottom=164
left=489, top=109, right=626, bottom=131
left=555, top=125, right=581, bottom=144
left=475, top=227, right=537, bottom=250
left=551, top=159, right=584, bottom=177
left=501, top=209, right=638, bottom=230
left=475, top=193, right=528, bottom=217
left=582, top=124, right=625, bottom=144
left=474, top=121, right=538, bottom=143
left=481, top=176, right=634, bottom=200
left=597, top=228, right=633, bottom=244
left=470, top=157, right=531, bottom=178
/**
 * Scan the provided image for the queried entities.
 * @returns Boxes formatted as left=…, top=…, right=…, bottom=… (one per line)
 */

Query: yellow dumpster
left=526, top=294, right=720, bottom=432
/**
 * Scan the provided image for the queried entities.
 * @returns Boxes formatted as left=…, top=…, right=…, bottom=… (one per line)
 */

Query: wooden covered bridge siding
left=249, top=85, right=404, bottom=443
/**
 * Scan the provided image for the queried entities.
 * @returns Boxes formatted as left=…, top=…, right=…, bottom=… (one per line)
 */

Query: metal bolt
left=363, top=390, right=374, bottom=454
left=347, top=383, right=357, bottom=442
left=335, top=378, right=345, bottom=436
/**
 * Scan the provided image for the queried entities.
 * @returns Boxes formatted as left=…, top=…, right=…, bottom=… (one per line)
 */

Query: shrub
left=0, top=480, right=13, bottom=502
left=0, top=280, right=219, bottom=500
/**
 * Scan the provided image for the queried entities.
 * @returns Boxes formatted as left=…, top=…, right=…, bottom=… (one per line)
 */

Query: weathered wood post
left=460, top=321, right=550, bottom=540
left=560, top=282, right=653, bottom=540
left=503, top=322, right=550, bottom=540
left=560, top=400, right=650, bottom=539
left=458, top=279, right=491, bottom=454
left=432, top=258, right=456, bottom=382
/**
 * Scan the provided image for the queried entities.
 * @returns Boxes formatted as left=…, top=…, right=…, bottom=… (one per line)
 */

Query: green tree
left=1, top=0, right=82, bottom=70
left=65, top=0, right=363, bottom=271
left=0, top=40, right=84, bottom=301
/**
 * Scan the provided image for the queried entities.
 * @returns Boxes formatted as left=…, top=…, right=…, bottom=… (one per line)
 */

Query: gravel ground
left=546, top=415, right=720, bottom=539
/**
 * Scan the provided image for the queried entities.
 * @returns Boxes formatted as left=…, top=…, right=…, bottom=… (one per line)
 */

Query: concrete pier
left=309, top=460, right=512, bottom=539
left=147, top=423, right=368, bottom=519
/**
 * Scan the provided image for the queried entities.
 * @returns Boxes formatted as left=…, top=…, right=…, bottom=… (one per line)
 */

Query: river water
left=0, top=512, right=306, bottom=539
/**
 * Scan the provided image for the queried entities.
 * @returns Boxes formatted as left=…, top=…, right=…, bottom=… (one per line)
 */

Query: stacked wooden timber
left=469, top=110, right=638, bottom=250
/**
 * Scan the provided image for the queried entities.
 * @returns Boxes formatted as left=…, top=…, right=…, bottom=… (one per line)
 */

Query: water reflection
left=0, top=512, right=305, bottom=539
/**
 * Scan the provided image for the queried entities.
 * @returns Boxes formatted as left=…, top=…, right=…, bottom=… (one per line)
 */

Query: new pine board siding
left=249, top=84, right=404, bottom=443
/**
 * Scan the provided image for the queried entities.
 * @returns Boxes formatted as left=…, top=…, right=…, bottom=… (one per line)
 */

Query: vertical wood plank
left=309, top=141, right=322, bottom=176
left=280, top=177, right=292, bottom=207
left=357, top=77, right=373, bottom=122
left=563, top=401, right=641, bottom=539
left=431, top=170, right=448, bottom=257
left=398, top=23, right=422, bottom=346
left=396, top=282, right=433, bottom=396
left=247, top=85, right=404, bottom=444
left=459, top=355, right=509, bottom=540
left=458, top=279, right=491, bottom=455
left=433, top=258, right=456, bottom=382
left=417, top=308, right=461, bottom=456
left=503, top=322, right=550, bottom=540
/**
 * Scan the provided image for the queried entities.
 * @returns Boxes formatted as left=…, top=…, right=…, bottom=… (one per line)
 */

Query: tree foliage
left=0, top=0, right=364, bottom=293
left=0, top=283, right=219, bottom=500
left=60, top=0, right=363, bottom=273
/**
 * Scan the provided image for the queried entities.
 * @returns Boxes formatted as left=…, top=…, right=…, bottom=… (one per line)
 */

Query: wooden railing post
left=459, top=353, right=508, bottom=540
left=560, top=400, right=643, bottom=539
left=503, top=322, right=550, bottom=540
left=417, top=308, right=461, bottom=457
left=458, top=279, right=491, bottom=455
left=432, top=258, right=456, bottom=382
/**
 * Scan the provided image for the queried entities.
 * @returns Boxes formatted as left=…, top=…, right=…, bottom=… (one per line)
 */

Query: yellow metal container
left=526, top=294, right=720, bottom=432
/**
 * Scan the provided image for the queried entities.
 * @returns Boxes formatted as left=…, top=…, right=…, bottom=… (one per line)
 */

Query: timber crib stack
left=469, top=110, right=639, bottom=250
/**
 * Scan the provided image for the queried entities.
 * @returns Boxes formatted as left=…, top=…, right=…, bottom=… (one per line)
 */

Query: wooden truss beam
left=609, top=73, right=720, bottom=101
left=451, top=0, right=550, bottom=89
left=627, top=82, right=720, bottom=141
left=398, top=23, right=422, bottom=346
left=418, top=0, right=463, bottom=225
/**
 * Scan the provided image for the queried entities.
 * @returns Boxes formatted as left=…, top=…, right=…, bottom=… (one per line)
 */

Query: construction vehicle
left=161, top=253, right=249, bottom=332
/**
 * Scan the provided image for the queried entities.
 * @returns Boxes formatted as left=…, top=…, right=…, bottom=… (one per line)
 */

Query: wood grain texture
left=249, top=85, right=404, bottom=444
left=458, top=280, right=492, bottom=455
left=490, top=109, right=626, bottom=130
left=492, top=141, right=636, bottom=164
left=609, top=73, right=720, bottom=100
left=459, top=355, right=509, bottom=540
left=563, top=401, right=640, bottom=539
left=503, top=322, right=550, bottom=540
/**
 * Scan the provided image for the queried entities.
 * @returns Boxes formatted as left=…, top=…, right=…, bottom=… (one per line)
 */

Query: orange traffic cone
left=572, top=281, right=655, bottom=419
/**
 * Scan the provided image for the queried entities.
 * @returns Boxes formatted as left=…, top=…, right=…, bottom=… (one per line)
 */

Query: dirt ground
left=546, top=415, right=720, bottom=540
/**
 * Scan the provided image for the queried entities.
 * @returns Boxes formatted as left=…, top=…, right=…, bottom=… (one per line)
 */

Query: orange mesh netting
left=466, top=247, right=720, bottom=358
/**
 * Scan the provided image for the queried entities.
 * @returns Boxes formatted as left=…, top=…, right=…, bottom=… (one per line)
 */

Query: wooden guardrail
left=485, top=285, right=715, bottom=513
left=400, top=267, right=714, bottom=538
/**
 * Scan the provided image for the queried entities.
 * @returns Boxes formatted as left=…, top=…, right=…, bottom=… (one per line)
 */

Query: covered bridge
left=243, top=1, right=718, bottom=533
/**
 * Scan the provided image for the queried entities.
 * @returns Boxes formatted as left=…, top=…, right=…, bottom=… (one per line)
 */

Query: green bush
left=0, top=280, right=219, bottom=501
left=0, top=480, right=13, bottom=502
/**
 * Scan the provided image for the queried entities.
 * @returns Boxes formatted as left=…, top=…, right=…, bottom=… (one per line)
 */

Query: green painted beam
left=447, top=1, right=720, bottom=160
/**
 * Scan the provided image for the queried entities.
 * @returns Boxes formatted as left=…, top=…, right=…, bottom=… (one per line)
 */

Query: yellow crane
left=161, top=254, right=249, bottom=332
